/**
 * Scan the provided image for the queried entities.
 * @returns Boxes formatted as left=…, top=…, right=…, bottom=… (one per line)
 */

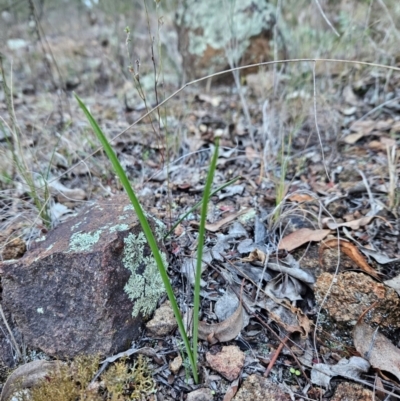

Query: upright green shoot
left=75, top=94, right=220, bottom=384
left=191, top=137, right=219, bottom=366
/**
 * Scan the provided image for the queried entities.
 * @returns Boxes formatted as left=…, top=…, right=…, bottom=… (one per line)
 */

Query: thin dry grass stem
left=313, top=0, right=340, bottom=37
left=48, top=58, right=400, bottom=188
left=312, top=61, right=330, bottom=182
left=0, top=304, right=22, bottom=360
left=312, top=218, right=342, bottom=365
left=356, top=168, right=381, bottom=215
left=222, top=0, right=254, bottom=145
left=376, top=0, right=400, bottom=41
left=387, top=145, right=399, bottom=213
left=272, top=0, right=282, bottom=96
left=27, top=0, right=69, bottom=126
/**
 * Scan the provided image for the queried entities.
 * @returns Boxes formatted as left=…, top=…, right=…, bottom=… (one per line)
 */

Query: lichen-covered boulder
left=176, top=0, right=276, bottom=81
left=0, top=195, right=167, bottom=359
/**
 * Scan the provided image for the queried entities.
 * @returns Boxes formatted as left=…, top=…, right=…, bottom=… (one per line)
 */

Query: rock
left=0, top=195, right=167, bottom=359
left=315, top=271, right=400, bottom=330
left=1, top=237, right=26, bottom=260
left=331, top=382, right=374, bottom=401
left=176, top=0, right=276, bottom=82
left=232, top=374, right=289, bottom=401
left=146, top=301, right=177, bottom=337
left=169, top=354, right=182, bottom=375
left=205, top=345, right=245, bottom=381
left=186, top=388, right=213, bottom=401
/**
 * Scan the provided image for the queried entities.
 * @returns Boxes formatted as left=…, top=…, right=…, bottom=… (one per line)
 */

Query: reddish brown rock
left=0, top=195, right=166, bottom=359
left=206, top=345, right=245, bottom=381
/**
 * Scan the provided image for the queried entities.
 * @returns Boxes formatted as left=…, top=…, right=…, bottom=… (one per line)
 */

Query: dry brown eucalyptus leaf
left=191, top=208, right=253, bottom=233
left=353, top=322, right=400, bottom=381
left=278, top=228, right=330, bottom=252
left=324, top=216, right=374, bottom=230
left=319, top=239, right=380, bottom=280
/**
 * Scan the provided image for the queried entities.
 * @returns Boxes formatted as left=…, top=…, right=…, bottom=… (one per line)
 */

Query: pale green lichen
left=37, top=307, right=44, bottom=314
left=35, top=236, right=46, bottom=242
left=123, top=232, right=166, bottom=317
left=118, top=215, right=127, bottom=220
left=68, top=230, right=102, bottom=252
left=46, top=244, right=54, bottom=252
left=109, top=224, right=129, bottom=233
left=123, top=204, right=134, bottom=212
left=144, top=211, right=166, bottom=240
left=177, top=0, right=274, bottom=59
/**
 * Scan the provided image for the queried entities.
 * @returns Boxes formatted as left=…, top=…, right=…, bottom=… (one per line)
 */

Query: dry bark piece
left=353, top=321, right=400, bottom=381
left=278, top=228, right=330, bottom=252
left=0, top=360, right=62, bottom=401
left=319, top=239, right=380, bottom=279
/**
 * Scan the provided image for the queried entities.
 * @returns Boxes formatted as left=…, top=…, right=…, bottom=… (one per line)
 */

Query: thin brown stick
left=264, top=335, right=289, bottom=377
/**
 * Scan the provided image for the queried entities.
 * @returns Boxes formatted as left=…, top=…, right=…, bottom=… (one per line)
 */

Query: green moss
left=68, top=230, right=102, bottom=252
left=122, top=232, right=166, bottom=318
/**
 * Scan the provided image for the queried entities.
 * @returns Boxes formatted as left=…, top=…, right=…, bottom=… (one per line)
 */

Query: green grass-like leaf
left=74, top=93, right=198, bottom=383
left=192, top=137, right=219, bottom=365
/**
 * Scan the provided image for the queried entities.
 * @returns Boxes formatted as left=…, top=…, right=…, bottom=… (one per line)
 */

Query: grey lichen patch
left=37, top=307, right=44, bottom=314
left=71, top=222, right=82, bottom=232
left=144, top=211, right=166, bottom=240
left=35, top=236, right=46, bottom=242
left=177, top=0, right=274, bottom=56
left=109, top=224, right=129, bottom=233
left=46, top=244, right=54, bottom=252
left=123, top=232, right=166, bottom=317
left=123, top=204, right=134, bottom=212
left=68, top=230, right=102, bottom=252
left=119, top=215, right=127, bottom=220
